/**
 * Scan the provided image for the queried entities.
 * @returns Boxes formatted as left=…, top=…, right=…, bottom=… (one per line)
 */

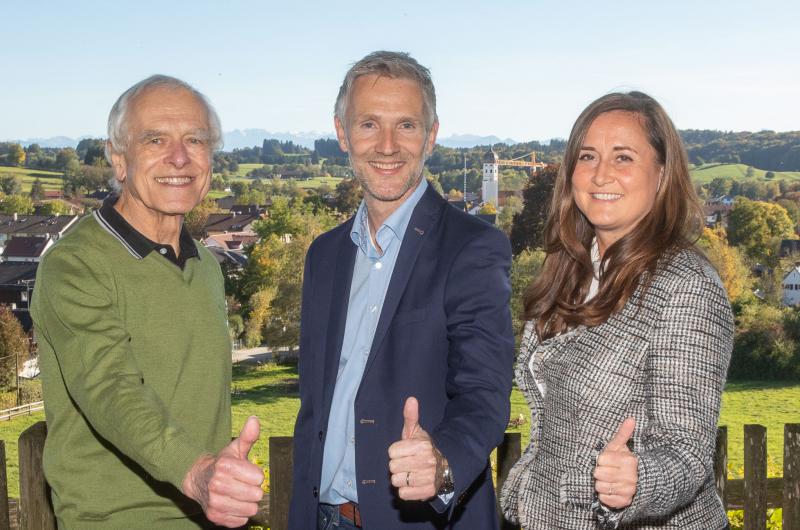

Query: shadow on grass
left=231, top=362, right=300, bottom=405
left=724, top=379, right=800, bottom=392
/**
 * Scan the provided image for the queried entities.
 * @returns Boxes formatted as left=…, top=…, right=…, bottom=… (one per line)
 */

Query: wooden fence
left=0, top=423, right=797, bottom=530
left=0, top=403, right=44, bottom=423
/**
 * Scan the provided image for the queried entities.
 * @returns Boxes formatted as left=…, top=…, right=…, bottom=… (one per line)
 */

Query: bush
left=19, top=379, right=42, bottom=403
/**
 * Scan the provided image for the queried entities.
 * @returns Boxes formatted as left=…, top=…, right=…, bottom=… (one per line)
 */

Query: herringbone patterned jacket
left=500, top=249, right=734, bottom=529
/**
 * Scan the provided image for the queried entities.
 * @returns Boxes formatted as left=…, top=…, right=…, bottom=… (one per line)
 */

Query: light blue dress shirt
left=319, top=179, right=428, bottom=504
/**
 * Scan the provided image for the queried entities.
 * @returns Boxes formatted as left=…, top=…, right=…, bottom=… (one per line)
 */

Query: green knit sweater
left=30, top=214, right=231, bottom=529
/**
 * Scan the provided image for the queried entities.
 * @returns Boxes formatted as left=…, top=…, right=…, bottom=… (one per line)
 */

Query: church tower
left=482, top=147, right=499, bottom=206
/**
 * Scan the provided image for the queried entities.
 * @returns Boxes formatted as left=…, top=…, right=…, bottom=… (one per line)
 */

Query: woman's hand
left=593, top=417, right=638, bottom=509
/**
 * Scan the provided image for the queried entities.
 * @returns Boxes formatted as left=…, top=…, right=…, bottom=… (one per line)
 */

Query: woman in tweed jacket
left=500, top=92, right=734, bottom=529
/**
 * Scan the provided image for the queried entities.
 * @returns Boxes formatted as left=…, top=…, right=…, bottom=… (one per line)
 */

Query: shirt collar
left=350, top=178, right=428, bottom=256
left=591, top=237, right=601, bottom=279
left=94, top=195, right=199, bottom=266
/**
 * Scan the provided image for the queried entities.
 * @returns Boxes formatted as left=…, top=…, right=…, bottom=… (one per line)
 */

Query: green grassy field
left=690, top=163, right=800, bottom=184
left=0, top=165, right=64, bottom=192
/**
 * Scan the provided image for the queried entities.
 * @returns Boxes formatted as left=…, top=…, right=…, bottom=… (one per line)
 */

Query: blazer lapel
left=320, top=222, right=357, bottom=411
left=362, top=186, right=443, bottom=378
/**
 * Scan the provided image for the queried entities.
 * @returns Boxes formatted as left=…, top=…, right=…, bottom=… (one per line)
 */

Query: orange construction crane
left=496, top=152, right=547, bottom=174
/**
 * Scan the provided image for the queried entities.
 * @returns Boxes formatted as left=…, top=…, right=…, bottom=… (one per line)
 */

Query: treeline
left=680, top=129, right=800, bottom=171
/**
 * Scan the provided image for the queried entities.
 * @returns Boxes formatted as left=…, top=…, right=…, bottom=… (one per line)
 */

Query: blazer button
left=312, top=486, right=318, bottom=498
left=318, top=430, right=324, bottom=441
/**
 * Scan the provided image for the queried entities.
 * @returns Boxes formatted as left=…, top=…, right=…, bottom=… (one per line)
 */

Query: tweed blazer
left=500, top=249, right=734, bottom=529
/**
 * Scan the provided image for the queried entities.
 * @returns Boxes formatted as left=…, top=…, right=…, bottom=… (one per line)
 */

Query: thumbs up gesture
left=388, top=397, right=443, bottom=500
left=182, top=416, right=265, bottom=527
left=593, top=417, right=638, bottom=509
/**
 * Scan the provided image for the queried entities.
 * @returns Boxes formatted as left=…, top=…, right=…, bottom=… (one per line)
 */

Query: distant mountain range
left=4, top=131, right=522, bottom=150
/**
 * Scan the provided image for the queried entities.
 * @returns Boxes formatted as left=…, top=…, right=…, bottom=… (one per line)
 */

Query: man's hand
left=388, top=397, right=445, bottom=501
left=182, top=416, right=265, bottom=527
left=593, top=417, right=638, bottom=509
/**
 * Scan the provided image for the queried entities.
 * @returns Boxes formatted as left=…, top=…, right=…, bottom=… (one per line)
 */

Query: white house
left=782, top=265, right=800, bottom=306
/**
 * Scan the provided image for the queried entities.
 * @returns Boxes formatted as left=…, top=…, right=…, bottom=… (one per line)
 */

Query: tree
left=238, top=200, right=339, bottom=349
left=333, top=178, right=362, bottom=215
left=0, top=306, right=29, bottom=391
left=497, top=196, right=523, bottom=235
left=697, top=227, right=753, bottom=303
left=509, top=165, right=558, bottom=255
left=447, top=189, right=464, bottom=201
left=184, top=197, right=220, bottom=239
left=0, top=175, right=22, bottom=195
left=29, top=178, right=45, bottom=200
left=426, top=175, right=443, bottom=195
left=510, top=249, right=546, bottom=335
left=727, top=197, right=795, bottom=265
left=478, top=202, right=497, bottom=215
left=7, top=144, right=25, bottom=167
left=0, top=195, right=34, bottom=215
left=37, top=200, right=73, bottom=215
left=55, top=148, right=80, bottom=171
left=706, top=177, right=732, bottom=197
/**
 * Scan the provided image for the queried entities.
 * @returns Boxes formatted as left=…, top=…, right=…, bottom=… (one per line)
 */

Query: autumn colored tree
left=727, top=196, right=795, bottom=265
left=697, top=226, right=753, bottom=303
left=510, top=248, right=546, bottom=336
left=478, top=202, right=497, bottom=215
left=0, top=194, right=35, bottom=215
left=0, top=306, right=28, bottom=391
left=238, top=199, right=339, bottom=348
left=7, top=144, right=25, bottom=167
left=183, top=196, right=221, bottom=239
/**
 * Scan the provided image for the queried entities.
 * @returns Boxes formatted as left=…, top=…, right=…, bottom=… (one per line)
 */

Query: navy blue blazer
left=289, top=185, right=514, bottom=529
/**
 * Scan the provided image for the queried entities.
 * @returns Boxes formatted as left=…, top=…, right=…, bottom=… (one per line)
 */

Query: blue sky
left=1, top=0, right=798, bottom=143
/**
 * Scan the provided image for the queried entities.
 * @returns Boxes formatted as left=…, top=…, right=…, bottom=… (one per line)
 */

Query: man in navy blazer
left=290, top=51, right=514, bottom=529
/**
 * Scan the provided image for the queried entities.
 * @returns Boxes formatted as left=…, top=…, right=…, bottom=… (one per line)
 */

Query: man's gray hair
left=104, top=75, right=222, bottom=190
left=335, top=51, right=437, bottom=130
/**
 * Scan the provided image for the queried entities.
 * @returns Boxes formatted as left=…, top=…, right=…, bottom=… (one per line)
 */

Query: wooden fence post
left=715, top=426, right=728, bottom=510
left=496, top=433, right=521, bottom=530
left=744, top=424, right=767, bottom=530
left=0, top=441, right=10, bottom=530
left=18, top=421, right=55, bottom=530
left=784, top=423, right=800, bottom=530
left=269, top=436, right=293, bottom=530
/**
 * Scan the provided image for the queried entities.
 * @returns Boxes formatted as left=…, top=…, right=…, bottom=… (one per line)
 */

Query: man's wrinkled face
left=111, top=86, right=212, bottom=223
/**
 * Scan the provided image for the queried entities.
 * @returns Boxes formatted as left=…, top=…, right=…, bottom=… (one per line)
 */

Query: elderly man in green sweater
left=30, top=75, right=264, bottom=529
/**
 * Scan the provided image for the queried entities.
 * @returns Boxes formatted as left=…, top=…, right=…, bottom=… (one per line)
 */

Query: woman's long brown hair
left=524, top=92, right=703, bottom=339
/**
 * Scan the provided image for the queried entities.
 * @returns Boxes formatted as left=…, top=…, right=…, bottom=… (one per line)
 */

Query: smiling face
left=110, top=85, right=212, bottom=232
left=571, top=110, right=664, bottom=255
left=335, top=74, right=438, bottom=214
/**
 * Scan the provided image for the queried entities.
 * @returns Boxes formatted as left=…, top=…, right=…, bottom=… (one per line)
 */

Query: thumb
left=606, top=417, right=635, bottom=452
left=233, top=416, right=261, bottom=459
left=402, top=397, right=420, bottom=440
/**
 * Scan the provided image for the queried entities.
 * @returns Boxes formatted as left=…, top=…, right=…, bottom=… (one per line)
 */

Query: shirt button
left=159, top=248, right=167, bottom=255
left=347, top=480, right=352, bottom=488
left=370, top=305, right=377, bottom=313
left=350, top=436, right=355, bottom=444
left=374, top=261, right=382, bottom=270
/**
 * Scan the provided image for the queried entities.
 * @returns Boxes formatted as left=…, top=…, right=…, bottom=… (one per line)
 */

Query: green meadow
left=690, top=163, right=800, bottom=184
left=0, top=165, right=64, bottom=192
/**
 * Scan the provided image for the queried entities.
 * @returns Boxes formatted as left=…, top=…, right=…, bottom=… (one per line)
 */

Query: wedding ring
left=406, top=471, right=411, bottom=487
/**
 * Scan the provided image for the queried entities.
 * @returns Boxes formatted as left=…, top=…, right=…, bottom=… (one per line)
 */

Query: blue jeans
left=318, top=503, right=361, bottom=530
